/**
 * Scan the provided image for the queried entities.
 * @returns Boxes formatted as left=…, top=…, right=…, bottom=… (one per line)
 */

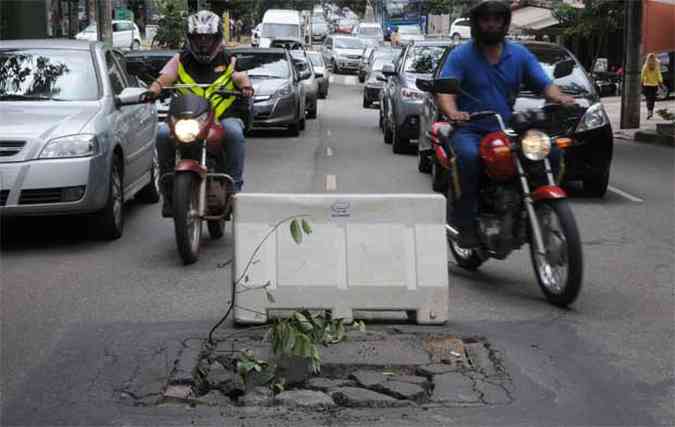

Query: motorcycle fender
left=435, top=145, right=450, bottom=170
left=531, top=185, right=567, bottom=201
left=175, top=159, right=207, bottom=180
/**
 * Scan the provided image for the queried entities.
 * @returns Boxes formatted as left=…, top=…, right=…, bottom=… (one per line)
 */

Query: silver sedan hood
left=0, top=102, right=101, bottom=162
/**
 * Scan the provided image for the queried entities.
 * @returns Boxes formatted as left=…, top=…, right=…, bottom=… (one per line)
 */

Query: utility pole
left=620, top=0, right=642, bottom=129
left=96, top=0, right=113, bottom=48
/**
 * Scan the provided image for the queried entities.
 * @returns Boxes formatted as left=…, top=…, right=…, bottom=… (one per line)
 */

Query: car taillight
left=479, top=131, right=515, bottom=180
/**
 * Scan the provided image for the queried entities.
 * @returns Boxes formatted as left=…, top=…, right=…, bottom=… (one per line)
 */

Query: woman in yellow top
left=641, top=52, right=665, bottom=119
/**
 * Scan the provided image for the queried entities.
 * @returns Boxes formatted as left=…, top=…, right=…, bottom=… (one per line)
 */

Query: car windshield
left=335, top=38, right=364, bottom=49
left=0, top=48, right=99, bottom=101
left=528, top=47, right=593, bottom=95
left=244, top=54, right=290, bottom=79
left=399, top=25, right=421, bottom=35
left=372, top=59, right=390, bottom=71
left=404, top=46, right=445, bottom=73
left=307, top=53, right=323, bottom=67
left=262, top=23, right=299, bottom=38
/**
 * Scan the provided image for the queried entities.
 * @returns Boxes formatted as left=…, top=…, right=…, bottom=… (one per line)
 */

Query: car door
left=390, top=48, right=408, bottom=126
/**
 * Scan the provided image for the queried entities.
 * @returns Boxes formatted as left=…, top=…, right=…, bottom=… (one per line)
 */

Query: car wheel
left=332, top=60, right=339, bottom=74
left=307, top=100, right=317, bottom=119
left=392, top=123, right=410, bottom=154
left=299, top=116, right=306, bottom=130
left=379, top=108, right=384, bottom=131
left=358, top=72, right=365, bottom=83
left=384, top=119, right=393, bottom=144
left=583, top=168, right=610, bottom=197
left=363, top=96, right=370, bottom=109
left=94, top=155, right=124, bottom=240
left=132, top=40, right=141, bottom=50
left=137, top=148, right=160, bottom=203
left=288, top=121, right=300, bottom=136
left=418, top=150, right=432, bottom=174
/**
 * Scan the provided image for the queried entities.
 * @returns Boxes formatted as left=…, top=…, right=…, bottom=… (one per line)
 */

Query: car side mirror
left=415, top=77, right=433, bottom=92
left=114, top=87, right=147, bottom=108
left=553, top=59, right=575, bottom=79
left=376, top=73, right=387, bottom=82
left=299, top=69, right=312, bottom=80
left=381, top=63, right=396, bottom=76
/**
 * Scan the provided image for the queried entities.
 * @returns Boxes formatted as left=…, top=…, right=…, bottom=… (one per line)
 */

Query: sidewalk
left=601, top=96, right=674, bottom=146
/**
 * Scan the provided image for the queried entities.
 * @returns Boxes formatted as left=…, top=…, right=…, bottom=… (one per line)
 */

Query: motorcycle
left=416, top=67, right=584, bottom=307
left=118, top=84, right=247, bottom=265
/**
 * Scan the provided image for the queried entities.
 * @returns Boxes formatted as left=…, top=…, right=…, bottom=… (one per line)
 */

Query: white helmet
left=186, top=10, right=224, bottom=64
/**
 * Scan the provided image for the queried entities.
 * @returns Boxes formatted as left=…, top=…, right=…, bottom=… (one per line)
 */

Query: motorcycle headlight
left=576, top=102, right=608, bottom=132
left=401, top=88, right=425, bottom=102
left=520, top=130, right=551, bottom=161
left=40, top=134, right=98, bottom=158
left=174, top=119, right=201, bottom=143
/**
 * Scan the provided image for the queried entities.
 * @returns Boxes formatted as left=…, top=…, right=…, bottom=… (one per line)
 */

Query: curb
left=634, top=130, right=675, bottom=147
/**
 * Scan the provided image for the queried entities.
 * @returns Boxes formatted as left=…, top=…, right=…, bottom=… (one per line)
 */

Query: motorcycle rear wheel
left=174, top=173, right=202, bottom=265
left=529, top=199, right=583, bottom=307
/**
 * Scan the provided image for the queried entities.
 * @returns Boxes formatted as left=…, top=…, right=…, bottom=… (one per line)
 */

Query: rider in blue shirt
left=436, top=0, right=574, bottom=248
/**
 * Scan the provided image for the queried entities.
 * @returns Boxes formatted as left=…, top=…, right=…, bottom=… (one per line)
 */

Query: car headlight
left=576, top=102, right=608, bottom=132
left=174, top=119, right=201, bottom=143
left=401, top=88, right=425, bottom=102
left=40, top=134, right=98, bottom=158
left=274, top=84, right=292, bottom=98
left=520, top=130, right=551, bottom=161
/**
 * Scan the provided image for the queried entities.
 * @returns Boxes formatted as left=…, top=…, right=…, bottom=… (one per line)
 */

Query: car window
left=334, top=38, right=364, bottom=49
left=455, top=20, right=470, bottom=27
left=404, top=46, right=446, bottom=73
left=106, top=51, right=127, bottom=95
left=0, top=48, right=99, bottom=101
left=399, top=25, right=421, bottom=35
left=113, top=51, right=139, bottom=86
left=307, top=52, right=323, bottom=67
left=528, top=47, right=593, bottom=95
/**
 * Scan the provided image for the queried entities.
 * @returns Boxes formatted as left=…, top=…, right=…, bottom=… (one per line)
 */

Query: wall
left=642, top=0, right=675, bottom=54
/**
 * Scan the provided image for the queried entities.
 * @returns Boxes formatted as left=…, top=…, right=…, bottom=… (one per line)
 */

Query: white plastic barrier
left=232, top=194, right=449, bottom=325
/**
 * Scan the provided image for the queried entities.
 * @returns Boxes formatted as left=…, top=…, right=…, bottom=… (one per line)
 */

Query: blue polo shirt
left=439, top=40, right=552, bottom=131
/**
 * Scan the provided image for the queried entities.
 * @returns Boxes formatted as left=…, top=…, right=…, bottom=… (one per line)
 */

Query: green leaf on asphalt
left=301, top=219, right=312, bottom=235
left=290, top=219, right=302, bottom=244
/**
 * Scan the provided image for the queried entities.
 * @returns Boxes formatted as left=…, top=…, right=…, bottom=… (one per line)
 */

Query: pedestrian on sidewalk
left=641, top=52, right=665, bottom=119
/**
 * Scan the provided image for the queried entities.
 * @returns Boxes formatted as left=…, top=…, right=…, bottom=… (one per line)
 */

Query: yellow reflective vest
left=176, top=61, right=236, bottom=120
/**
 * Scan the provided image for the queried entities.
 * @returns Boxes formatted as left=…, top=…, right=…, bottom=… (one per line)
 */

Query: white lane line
left=325, top=146, right=334, bottom=157
left=608, top=185, right=644, bottom=203
left=326, top=174, right=337, bottom=191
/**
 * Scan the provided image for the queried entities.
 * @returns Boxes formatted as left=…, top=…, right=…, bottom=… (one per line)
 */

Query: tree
left=152, top=0, right=188, bottom=49
left=552, top=0, right=624, bottom=70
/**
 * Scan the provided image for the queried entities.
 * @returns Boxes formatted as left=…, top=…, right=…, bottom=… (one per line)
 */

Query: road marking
left=608, top=185, right=644, bottom=203
left=325, top=146, right=334, bottom=157
left=326, top=174, right=337, bottom=191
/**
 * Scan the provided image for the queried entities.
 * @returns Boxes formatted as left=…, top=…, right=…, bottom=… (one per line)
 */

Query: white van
left=449, top=18, right=471, bottom=41
left=260, top=9, right=303, bottom=48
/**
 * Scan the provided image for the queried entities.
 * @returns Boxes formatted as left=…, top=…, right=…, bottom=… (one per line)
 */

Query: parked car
left=311, top=18, right=329, bottom=43
left=75, top=20, right=143, bottom=50
left=380, top=41, right=447, bottom=154
left=321, top=35, right=365, bottom=74
left=230, top=48, right=307, bottom=136
left=357, top=38, right=383, bottom=82
left=363, top=58, right=393, bottom=109
left=307, top=51, right=329, bottom=98
left=352, top=22, right=384, bottom=42
left=417, top=41, right=614, bottom=197
left=397, top=24, right=425, bottom=46
left=289, top=50, right=319, bottom=119
left=0, top=40, right=159, bottom=238
left=449, top=18, right=471, bottom=42
left=359, top=45, right=402, bottom=83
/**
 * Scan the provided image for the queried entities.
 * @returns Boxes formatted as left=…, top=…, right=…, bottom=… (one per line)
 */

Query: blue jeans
left=156, top=117, right=246, bottom=192
left=448, top=127, right=560, bottom=227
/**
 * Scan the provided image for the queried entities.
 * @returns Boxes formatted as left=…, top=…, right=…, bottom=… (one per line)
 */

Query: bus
left=375, top=0, right=424, bottom=39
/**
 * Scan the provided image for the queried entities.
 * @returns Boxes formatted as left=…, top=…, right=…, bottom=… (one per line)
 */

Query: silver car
left=320, top=35, right=365, bottom=74
left=290, top=50, right=319, bottom=119
left=0, top=40, right=159, bottom=239
left=307, top=51, right=329, bottom=99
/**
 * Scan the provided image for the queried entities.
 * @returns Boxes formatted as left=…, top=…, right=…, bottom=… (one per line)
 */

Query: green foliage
left=552, top=0, right=624, bottom=39
left=268, top=310, right=365, bottom=374
left=153, top=0, right=187, bottom=49
left=236, top=348, right=272, bottom=385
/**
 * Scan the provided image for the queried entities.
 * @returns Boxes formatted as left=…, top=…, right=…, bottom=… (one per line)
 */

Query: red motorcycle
left=416, top=76, right=583, bottom=307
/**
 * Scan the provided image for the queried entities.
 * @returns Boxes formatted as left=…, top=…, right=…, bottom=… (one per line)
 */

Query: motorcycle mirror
left=431, top=78, right=461, bottom=94
left=553, top=59, right=575, bottom=79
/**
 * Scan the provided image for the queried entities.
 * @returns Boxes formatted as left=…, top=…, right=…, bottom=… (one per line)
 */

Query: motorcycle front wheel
left=174, top=173, right=202, bottom=265
left=529, top=199, right=583, bottom=307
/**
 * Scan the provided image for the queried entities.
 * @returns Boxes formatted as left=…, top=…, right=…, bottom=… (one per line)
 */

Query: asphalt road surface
left=1, top=78, right=673, bottom=426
